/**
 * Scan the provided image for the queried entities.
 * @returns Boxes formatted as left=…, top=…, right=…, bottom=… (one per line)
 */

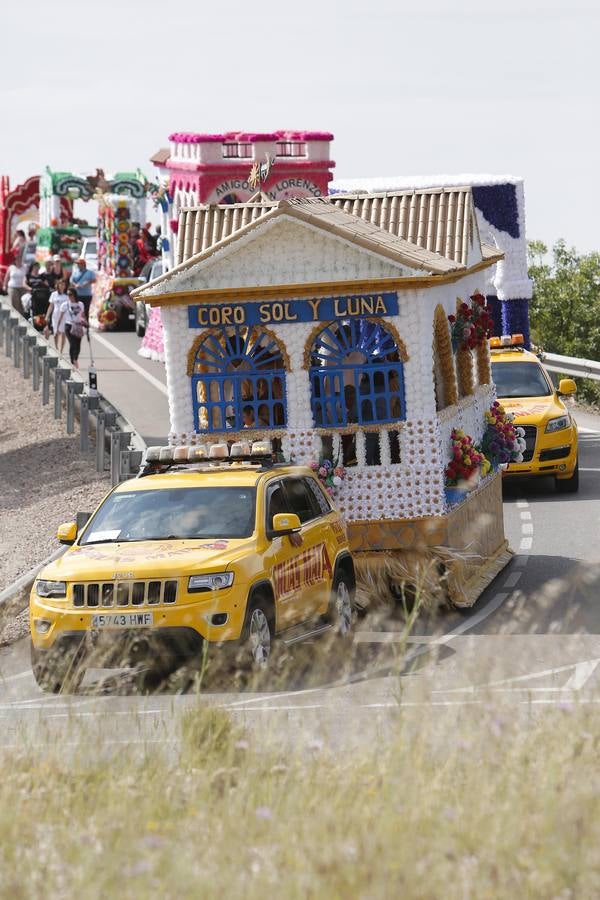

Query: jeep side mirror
left=57, top=521, right=78, bottom=545
left=271, top=513, right=301, bottom=536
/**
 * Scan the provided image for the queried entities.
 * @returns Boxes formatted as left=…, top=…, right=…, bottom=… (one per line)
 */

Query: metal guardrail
left=0, top=299, right=146, bottom=485
left=542, top=352, right=600, bottom=383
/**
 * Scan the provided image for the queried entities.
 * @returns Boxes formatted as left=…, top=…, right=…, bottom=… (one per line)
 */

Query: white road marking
left=516, top=500, right=529, bottom=509
left=564, top=659, right=600, bottom=690
left=520, top=511, right=532, bottom=521
left=578, top=427, right=600, bottom=435
left=433, top=658, right=600, bottom=695
left=503, top=571, right=522, bottom=588
left=579, top=468, right=600, bottom=472
left=90, top=332, right=168, bottom=396
left=0, top=670, right=34, bottom=683
left=520, top=537, right=533, bottom=551
left=354, top=633, right=441, bottom=644
left=521, top=523, right=534, bottom=535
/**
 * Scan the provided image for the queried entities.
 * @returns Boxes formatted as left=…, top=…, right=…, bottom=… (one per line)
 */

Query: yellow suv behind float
left=490, top=335, right=579, bottom=492
left=29, top=442, right=355, bottom=692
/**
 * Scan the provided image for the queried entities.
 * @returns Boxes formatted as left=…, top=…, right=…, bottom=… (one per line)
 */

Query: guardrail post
left=54, top=366, right=70, bottom=419
left=79, top=395, right=99, bottom=452
left=66, top=381, right=84, bottom=434
left=32, top=344, right=47, bottom=391
left=22, top=334, right=37, bottom=380
left=13, top=323, right=26, bottom=367
left=80, top=395, right=90, bottom=451
left=5, top=316, right=15, bottom=356
left=96, top=410, right=116, bottom=472
left=125, top=449, right=144, bottom=477
left=42, top=356, right=58, bottom=404
left=0, top=308, right=10, bottom=346
left=111, top=431, right=131, bottom=486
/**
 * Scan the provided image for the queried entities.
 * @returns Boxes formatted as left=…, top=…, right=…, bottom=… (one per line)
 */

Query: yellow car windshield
left=491, top=361, right=552, bottom=399
left=80, top=487, right=256, bottom=544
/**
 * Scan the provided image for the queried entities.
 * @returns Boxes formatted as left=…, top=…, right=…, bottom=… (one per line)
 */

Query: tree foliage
left=528, top=240, right=600, bottom=404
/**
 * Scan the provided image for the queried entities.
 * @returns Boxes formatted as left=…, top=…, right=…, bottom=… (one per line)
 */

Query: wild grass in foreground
left=1, top=703, right=600, bottom=898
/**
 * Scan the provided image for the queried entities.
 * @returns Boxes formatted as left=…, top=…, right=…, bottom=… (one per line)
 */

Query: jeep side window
left=305, top=477, right=332, bottom=516
left=281, top=478, right=317, bottom=524
left=266, top=482, right=287, bottom=532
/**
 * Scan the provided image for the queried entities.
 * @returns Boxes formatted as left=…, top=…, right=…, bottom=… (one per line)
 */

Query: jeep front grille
left=71, top=580, right=178, bottom=608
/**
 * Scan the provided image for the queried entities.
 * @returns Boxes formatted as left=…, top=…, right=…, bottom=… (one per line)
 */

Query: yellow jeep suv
left=490, top=336, right=579, bottom=492
left=30, top=445, right=355, bottom=692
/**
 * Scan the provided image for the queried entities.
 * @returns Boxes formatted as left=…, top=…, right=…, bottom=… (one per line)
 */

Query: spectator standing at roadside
left=70, top=258, right=96, bottom=318
left=11, top=229, right=26, bottom=266
left=44, top=278, right=69, bottom=353
left=56, top=286, right=86, bottom=368
left=3, top=261, right=27, bottom=314
left=25, top=262, right=51, bottom=331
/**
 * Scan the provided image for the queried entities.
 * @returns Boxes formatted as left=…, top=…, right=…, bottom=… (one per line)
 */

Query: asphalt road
left=2, top=331, right=600, bottom=750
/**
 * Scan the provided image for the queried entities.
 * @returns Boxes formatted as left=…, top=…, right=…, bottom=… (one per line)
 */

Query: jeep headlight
left=36, top=580, right=67, bottom=598
left=545, top=415, right=570, bottom=433
left=188, top=572, right=234, bottom=592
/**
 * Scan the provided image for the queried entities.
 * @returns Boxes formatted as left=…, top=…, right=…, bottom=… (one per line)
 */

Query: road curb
left=0, top=546, right=66, bottom=609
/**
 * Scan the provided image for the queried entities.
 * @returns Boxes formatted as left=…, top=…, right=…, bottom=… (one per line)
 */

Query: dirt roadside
left=0, top=351, right=111, bottom=643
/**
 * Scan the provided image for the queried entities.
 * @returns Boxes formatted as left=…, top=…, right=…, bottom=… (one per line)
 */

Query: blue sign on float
left=187, top=292, right=399, bottom=329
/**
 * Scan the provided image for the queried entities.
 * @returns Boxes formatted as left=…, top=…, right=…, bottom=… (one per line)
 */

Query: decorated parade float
left=133, top=187, right=516, bottom=608
left=139, top=130, right=335, bottom=361
left=0, top=173, right=73, bottom=280
left=332, top=174, right=533, bottom=347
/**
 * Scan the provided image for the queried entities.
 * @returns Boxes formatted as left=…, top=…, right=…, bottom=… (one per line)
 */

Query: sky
left=3, top=0, right=599, bottom=252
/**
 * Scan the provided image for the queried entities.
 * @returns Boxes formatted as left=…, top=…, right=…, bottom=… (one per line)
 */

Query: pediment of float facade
left=136, top=215, right=429, bottom=301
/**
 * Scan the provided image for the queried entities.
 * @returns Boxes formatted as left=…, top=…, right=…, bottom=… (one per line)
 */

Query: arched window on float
left=433, top=304, right=458, bottom=411
left=307, top=319, right=406, bottom=467
left=188, top=325, right=287, bottom=435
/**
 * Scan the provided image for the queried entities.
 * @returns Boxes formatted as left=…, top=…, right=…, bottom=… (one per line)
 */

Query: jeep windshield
left=491, top=362, right=553, bottom=399
left=80, top=487, right=256, bottom=544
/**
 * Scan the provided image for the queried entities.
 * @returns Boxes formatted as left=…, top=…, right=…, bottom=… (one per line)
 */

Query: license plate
left=91, top=613, right=153, bottom=628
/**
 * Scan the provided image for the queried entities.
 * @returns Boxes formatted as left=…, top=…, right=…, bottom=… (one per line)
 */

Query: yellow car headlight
left=545, top=415, right=570, bottom=433
left=35, top=580, right=67, bottom=598
left=188, top=572, right=234, bottom=593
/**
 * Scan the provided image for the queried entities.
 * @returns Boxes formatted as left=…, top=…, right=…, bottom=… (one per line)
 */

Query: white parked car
left=135, top=258, right=165, bottom=337
left=79, top=237, right=98, bottom=271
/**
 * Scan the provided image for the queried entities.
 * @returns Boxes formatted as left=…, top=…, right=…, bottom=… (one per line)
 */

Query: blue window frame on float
left=308, top=319, right=406, bottom=428
left=190, top=326, right=287, bottom=432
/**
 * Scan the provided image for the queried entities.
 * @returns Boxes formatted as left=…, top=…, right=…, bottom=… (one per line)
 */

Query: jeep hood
left=39, top=538, right=254, bottom=581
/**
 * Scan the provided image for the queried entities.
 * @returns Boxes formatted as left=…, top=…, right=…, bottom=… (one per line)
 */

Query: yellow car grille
left=71, top=580, right=178, bottom=608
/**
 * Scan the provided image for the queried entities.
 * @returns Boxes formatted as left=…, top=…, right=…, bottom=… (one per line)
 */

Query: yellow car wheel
left=30, top=641, right=85, bottom=694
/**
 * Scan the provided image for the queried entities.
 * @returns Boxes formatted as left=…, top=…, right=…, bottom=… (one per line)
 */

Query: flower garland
left=480, top=402, right=526, bottom=467
left=309, top=458, right=346, bottom=498
left=445, top=429, right=490, bottom=488
left=448, top=292, right=494, bottom=352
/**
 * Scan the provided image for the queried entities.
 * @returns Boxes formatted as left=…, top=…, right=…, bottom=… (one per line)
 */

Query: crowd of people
left=3, top=233, right=94, bottom=368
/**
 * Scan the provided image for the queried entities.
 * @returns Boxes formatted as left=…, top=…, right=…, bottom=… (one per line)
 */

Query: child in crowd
left=44, top=278, right=69, bottom=353
left=56, top=287, right=87, bottom=368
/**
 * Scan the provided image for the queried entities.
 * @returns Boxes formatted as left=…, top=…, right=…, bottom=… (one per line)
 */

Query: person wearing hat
left=70, top=257, right=96, bottom=318
left=45, top=256, right=65, bottom=291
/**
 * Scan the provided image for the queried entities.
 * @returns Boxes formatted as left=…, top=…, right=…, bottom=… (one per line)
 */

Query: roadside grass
left=1, top=701, right=600, bottom=898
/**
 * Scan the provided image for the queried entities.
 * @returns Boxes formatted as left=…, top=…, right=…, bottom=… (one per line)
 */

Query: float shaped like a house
left=133, top=189, right=512, bottom=606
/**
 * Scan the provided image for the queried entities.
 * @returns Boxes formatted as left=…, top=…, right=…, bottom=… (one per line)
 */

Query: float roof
left=174, top=196, right=463, bottom=277
left=174, top=187, right=500, bottom=271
